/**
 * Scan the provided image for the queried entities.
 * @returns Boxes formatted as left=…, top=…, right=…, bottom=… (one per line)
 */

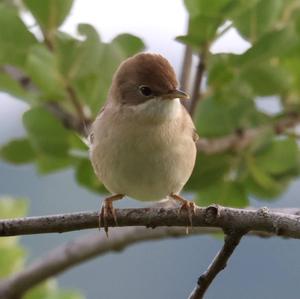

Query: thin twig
left=65, top=85, right=89, bottom=134
left=197, top=112, right=300, bottom=154
left=180, top=45, right=193, bottom=92
left=188, top=231, right=244, bottom=299
left=189, top=45, right=208, bottom=117
left=1, top=206, right=300, bottom=238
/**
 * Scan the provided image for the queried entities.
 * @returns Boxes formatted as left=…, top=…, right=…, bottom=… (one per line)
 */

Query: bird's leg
left=170, top=193, right=196, bottom=232
left=99, top=194, right=124, bottom=237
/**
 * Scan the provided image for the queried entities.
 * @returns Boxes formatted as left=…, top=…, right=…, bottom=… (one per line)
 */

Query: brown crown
left=109, top=53, right=178, bottom=105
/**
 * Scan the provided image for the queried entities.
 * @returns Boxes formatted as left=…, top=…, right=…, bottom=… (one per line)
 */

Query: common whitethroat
left=90, top=53, right=198, bottom=235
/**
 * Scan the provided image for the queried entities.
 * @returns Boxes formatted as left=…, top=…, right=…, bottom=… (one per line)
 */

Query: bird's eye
left=139, top=85, right=153, bottom=97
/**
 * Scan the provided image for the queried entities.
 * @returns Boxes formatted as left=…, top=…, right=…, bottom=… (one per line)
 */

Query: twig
left=65, top=85, right=90, bottom=136
left=1, top=206, right=300, bottom=238
left=0, top=227, right=215, bottom=299
left=197, top=112, right=300, bottom=154
left=180, top=45, right=193, bottom=92
left=189, top=45, right=208, bottom=117
left=46, top=101, right=91, bottom=137
left=188, top=231, right=244, bottom=299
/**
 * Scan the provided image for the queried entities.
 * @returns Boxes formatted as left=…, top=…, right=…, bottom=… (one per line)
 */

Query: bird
left=89, top=53, right=198, bottom=235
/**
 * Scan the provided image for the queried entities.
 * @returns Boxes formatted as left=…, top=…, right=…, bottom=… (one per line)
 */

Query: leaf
left=185, top=153, right=232, bottom=190
left=0, top=72, right=35, bottom=103
left=255, top=138, right=299, bottom=175
left=23, top=0, right=74, bottom=30
left=184, top=0, right=234, bottom=17
left=177, top=15, right=221, bottom=48
left=111, top=34, right=145, bottom=58
left=0, top=4, right=37, bottom=67
left=0, top=138, right=35, bottom=164
left=239, top=28, right=296, bottom=65
left=239, top=63, right=292, bottom=96
left=196, top=95, right=260, bottom=137
left=36, top=155, right=74, bottom=174
left=0, top=197, right=28, bottom=219
left=25, top=279, right=84, bottom=299
left=232, top=0, right=284, bottom=42
left=26, top=45, right=66, bottom=100
left=23, top=107, right=70, bottom=157
left=75, top=159, right=104, bottom=193
left=197, top=180, right=249, bottom=207
left=56, top=25, right=103, bottom=81
left=0, top=247, right=26, bottom=277
left=71, top=33, right=144, bottom=114
left=246, top=155, right=286, bottom=199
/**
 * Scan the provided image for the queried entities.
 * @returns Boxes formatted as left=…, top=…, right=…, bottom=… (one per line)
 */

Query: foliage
left=0, top=1, right=300, bottom=208
left=0, top=197, right=84, bottom=299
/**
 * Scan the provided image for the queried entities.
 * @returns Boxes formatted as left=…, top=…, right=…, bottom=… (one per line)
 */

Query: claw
left=98, top=194, right=124, bottom=237
left=170, top=193, right=196, bottom=233
left=180, top=200, right=196, bottom=227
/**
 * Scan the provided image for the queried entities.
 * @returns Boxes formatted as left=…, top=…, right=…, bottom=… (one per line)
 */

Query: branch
left=197, top=112, right=300, bottom=154
left=188, top=230, right=244, bottom=299
left=0, top=227, right=215, bottom=299
left=188, top=45, right=208, bottom=117
left=1, top=206, right=300, bottom=238
left=180, top=45, right=193, bottom=92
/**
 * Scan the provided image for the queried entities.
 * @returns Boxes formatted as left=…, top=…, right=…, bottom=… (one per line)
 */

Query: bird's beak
left=161, top=89, right=189, bottom=100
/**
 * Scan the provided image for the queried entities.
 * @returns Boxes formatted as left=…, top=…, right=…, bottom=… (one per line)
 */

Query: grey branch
left=1, top=206, right=300, bottom=238
left=180, top=45, right=193, bottom=92
left=0, top=227, right=215, bottom=299
left=197, top=112, right=300, bottom=154
left=188, top=48, right=207, bottom=116
left=188, top=231, right=244, bottom=299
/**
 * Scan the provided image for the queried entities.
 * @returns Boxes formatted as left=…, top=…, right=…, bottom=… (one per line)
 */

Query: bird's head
left=109, top=53, right=189, bottom=105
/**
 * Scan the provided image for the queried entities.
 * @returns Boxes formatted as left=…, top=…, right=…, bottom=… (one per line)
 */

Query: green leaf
left=239, top=63, right=292, bottom=96
left=255, top=138, right=299, bottom=175
left=0, top=4, right=37, bottom=67
left=26, top=45, right=66, bottom=100
left=23, top=107, right=70, bottom=157
left=184, top=0, right=234, bottom=17
left=36, top=155, right=74, bottom=174
left=24, top=281, right=56, bottom=299
left=1, top=138, right=35, bottom=164
left=56, top=25, right=103, bottom=81
left=197, top=180, right=249, bottom=207
left=25, top=279, right=84, bottom=299
left=111, top=34, right=145, bottom=58
left=73, top=33, right=144, bottom=114
left=246, top=155, right=286, bottom=199
left=0, top=72, right=35, bottom=103
left=23, top=0, right=74, bottom=30
left=0, top=246, right=26, bottom=277
left=232, top=0, right=284, bottom=42
left=246, top=176, right=285, bottom=199
left=0, top=197, right=28, bottom=219
left=177, top=15, right=221, bottom=47
left=239, top=28, right=296, bottom=65
left=186, top=153, right=232, bottom=190
left=75, top=159, right=104, bottom=193
left=196, top=95, right=260, bottom=137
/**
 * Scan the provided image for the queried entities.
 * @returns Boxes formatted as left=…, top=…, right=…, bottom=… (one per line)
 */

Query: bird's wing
left=88, top=105, right=106, bottom=145
left=181, top=104, right=199, bottom=144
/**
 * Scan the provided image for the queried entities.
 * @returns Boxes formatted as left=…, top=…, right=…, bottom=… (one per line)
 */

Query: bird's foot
left=170, top=193, right=196, bottom=233
left=99, top=194, right=124, bottom=237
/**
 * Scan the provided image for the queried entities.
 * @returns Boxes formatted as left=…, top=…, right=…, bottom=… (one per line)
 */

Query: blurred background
left=1, top=0, right=300, bottom=298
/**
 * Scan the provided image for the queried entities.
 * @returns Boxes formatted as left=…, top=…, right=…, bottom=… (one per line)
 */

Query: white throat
left=131, top=97, right=182, bottom=122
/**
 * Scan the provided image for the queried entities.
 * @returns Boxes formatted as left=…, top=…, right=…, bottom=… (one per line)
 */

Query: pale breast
left=90, top=99, right=197, bottom=201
